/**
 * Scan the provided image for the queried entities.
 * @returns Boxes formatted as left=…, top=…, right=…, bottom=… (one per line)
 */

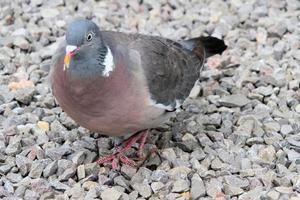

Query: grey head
left=64, top=19, right=114, bottom=78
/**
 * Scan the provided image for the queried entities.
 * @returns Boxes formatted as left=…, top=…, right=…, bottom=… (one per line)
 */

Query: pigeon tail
left=180, top=36, right=227, bottom=58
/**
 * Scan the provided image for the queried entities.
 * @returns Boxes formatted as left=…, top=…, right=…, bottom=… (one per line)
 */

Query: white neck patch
left=102, top=47, right=115, bottom=77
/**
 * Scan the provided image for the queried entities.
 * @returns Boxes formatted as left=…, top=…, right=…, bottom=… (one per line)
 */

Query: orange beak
left=63, top=45, right=78, bottom=71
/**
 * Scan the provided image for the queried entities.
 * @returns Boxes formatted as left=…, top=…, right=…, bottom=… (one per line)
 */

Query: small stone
left=58, top=167, right=76, bottom=181
left=85, top=188, right=99, bottom=199
left=14, top=87, right=36, bottom=105
left=168, top=166, right=191, bottom=180
left=29, top=161, right=46, bottom=178
left=206, top=178, right=223, bottom=198
left=6, top=172, right=22, bottom=183
left=31, top=178, right=52, bottom=194
left=258, top=145, right=276, bottom=163
left=131, top=167, right=152, bottom=183
left=151, top=182, right=165, bottom=193
left=120, top=165, right=137, bottom=178
left=43, top=160, right=57, bottom=178
left=285, top=149, right=300, bottom=161
left=15, top=155, right=32, bottom=176
left=189, top=83, right=201, bottom=99
left=50, top=180, right=70, bottom=191
left=4, top=180, right=14, bottom=194
left=71, top=151, right=85, bottom=165
left=190, top=148, right=206, bottom=161
left=151, top=170, right=169, bottom=183
left=223, top=184, right=243, bottom=195
left=295, top=104, right=300, bottom=113
left=45, top=146, right=71, bottom=160
left=253, top=85, right=273, bottom=96
left=191, top=174, right=205, bottom=199
left=172, top=179, right=190, bottom=193
left=132, top=182, right=152, bottom=198
left=0, top=164, right=13, bottom=174
left=39, top=42, right=59, bottom=59
left=41, top=8, right=59, bottom=18
left=128, top=191, right=138, bottom=200
left=82, top=181, right=98, bottom=190
left=8, top=80, right=34, bottom=91
left=275, top=186, right=293, bottom=194
left=57, top=159, right=74, bottom=176
left=264, top=121, right=281, bottom=133
left=13, top=37, right=30, bottom=50
left=37, top=121, right=49, bottom=132
left=65, top=184, right=84, bottom=199
left=207, top=113, right=222, bottom=126
left=181, top=133, right=198, bottom=152
left=239, top=188, right=263, bottom=200
left=256, top=27, right=267, bottom=44
left=15, top=185, right=26, bottom=197
left=268, top=23, right=287, bottom=37
left=114, top=176, right=129, bottom=189
left=12, top=28, right=27, bottom=36
left=161, top=148, right=177, bottom=163
left=211, top=157, right=226, bottom=170
left=219, top=94, right=251, bottom=107
left=289, top=80, right=299, bottom=90
left=273, top=41, right=285, bottom=60
left=101, top=187, right=122, bottom=200
left=24, top=189, right=40, bottom=200
left=77, top=165, right=85, bottom=180
left=280, top=124, right=293, bottom=135
left=266, top=190, right=280, bottom=200
left=84, top=163, right=100, bottom=176
left=223, top=175, right=249, bottom=189
left=5, top=141, right=21, bottom=156
left=201, top=69, right=222, bottom=80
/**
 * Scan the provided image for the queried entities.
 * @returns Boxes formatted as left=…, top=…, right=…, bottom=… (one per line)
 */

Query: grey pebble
left=77, top=164, right=85, bottom=180
left=280, top=124, right=294, bottom=135
left=14, top=88, right=36, bottom=105
left=24, top=189, right=40, bottom=200
left=132, top=182, right=152, bottom=198
left=29, top=160, right=46, bottom=178
left=151, top=170, right=169, bottom=183
left=219, top=94, right=251, bottom=107
left=84, top=163, right=100, bottom=177
left=101, top=187, right=122, bottom=200
left=253, top=85, right=274, bottom=96
left=58, top=167, right=76, bottom=181
left=49, top=180, right=70, bottom=191
left=150, top=181, right=165, bottom=193
left=5, top=141, right=21, bottom=156
left=43, top=160, right=57, bottom=178
left=6, top=172, right=23, bottom=183
left=171, top=179, right=190, bottom=193
left=190, top=173, right=206, bottom=198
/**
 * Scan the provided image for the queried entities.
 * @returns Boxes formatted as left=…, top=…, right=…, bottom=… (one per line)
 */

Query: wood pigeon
left=50, top=19, right=227, bottom=169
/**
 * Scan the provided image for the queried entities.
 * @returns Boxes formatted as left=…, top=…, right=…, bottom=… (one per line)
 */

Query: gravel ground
left=1, top=0, right=300, bottom=199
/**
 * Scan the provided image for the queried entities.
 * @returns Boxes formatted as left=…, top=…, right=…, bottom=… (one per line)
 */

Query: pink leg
left=137, top=130, right=149, bottom=157
left=96, top=130, right=149, bottom=169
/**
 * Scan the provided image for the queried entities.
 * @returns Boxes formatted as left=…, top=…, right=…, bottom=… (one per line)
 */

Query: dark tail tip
left=199, top=36, right=227, bottom=58
left=180, top=36, right=227, bottom=58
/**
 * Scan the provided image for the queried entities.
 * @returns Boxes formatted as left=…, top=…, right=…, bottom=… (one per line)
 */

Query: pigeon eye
left=86, top=33, right=93, bottom=41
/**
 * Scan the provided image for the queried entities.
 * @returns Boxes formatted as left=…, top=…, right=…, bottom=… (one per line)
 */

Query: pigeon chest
left=52, top=59, right=167, bottom=136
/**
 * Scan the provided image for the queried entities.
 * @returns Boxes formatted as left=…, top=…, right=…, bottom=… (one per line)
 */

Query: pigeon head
left=63, top=19, right=114, bottom=77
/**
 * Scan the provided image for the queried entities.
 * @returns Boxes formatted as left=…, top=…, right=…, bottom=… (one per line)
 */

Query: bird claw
left=96, top=151, right=136, bottom=170
left=96, top=130, right=149, bottom=170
